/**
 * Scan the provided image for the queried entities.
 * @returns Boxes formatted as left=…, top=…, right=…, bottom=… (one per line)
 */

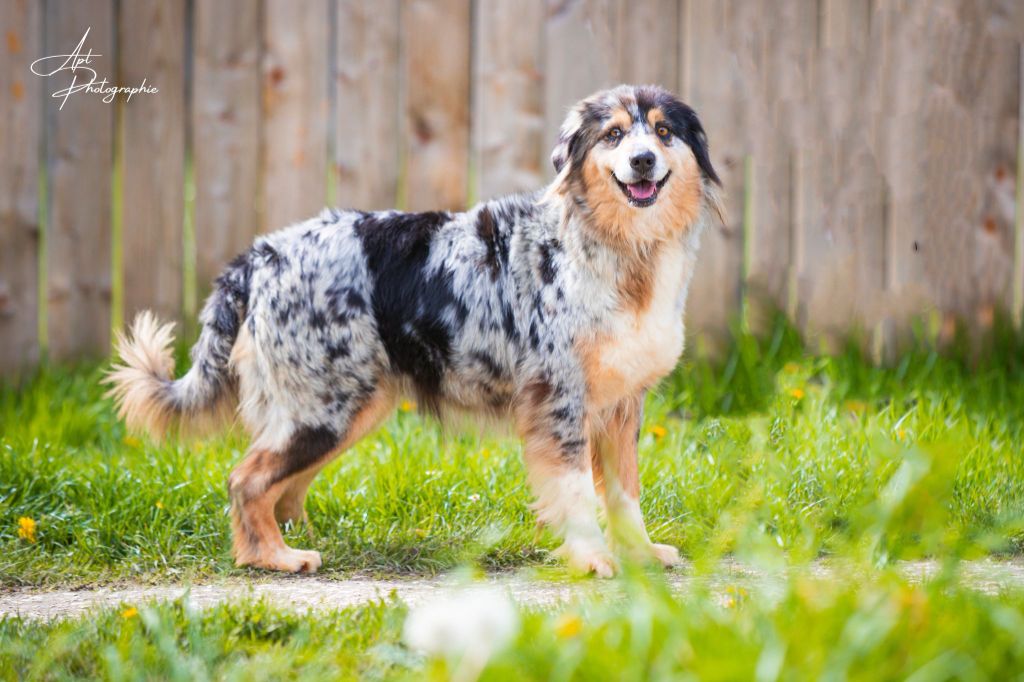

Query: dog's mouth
left=615, top=172, right=671, bottom=208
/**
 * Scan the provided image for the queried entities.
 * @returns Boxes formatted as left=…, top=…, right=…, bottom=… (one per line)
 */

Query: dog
left=107, top=84, right=721, bottom=577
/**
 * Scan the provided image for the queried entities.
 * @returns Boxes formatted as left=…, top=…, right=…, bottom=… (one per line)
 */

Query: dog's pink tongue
left=628, top=180, right=656, bottom=200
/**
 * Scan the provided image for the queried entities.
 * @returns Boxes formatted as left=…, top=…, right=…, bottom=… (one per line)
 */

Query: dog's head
left=549, top=85, right=722, bottom=245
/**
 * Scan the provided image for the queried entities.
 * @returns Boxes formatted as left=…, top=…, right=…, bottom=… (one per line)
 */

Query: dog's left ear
left=665, top=103, right=721, bottom=187
left=681, top=122, right=720, bottom=187
left=550, top=107, right=583, bottom=174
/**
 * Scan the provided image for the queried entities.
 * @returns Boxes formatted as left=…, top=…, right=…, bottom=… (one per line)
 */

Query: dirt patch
left=3, top=558, right=1023, bottom=621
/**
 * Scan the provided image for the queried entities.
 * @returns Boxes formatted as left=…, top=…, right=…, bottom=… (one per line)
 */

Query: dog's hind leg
left=229, top=388, right=397, bottom=573
left=272, top=386, right=397, bottom=528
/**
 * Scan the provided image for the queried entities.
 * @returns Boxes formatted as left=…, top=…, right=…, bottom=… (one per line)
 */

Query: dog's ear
left=685, top=126, right=721, bottom=187
left=664, top=101, right=721, bottom=187
left=679, top=112, right=720, bottom=187
left=550, top=107, right=584, bottom=174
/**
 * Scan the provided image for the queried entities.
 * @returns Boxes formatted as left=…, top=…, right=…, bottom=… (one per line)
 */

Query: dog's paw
left=554, top=541, right=618, bottom=578
left=254, top=548, right=322, bottom=574
left=650, top=543, right=681, bottom=568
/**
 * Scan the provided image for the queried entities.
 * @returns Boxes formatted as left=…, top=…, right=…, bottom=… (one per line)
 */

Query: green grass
left=2, top=317, right=1024, bottom=586
left=4, top=318, right=1024, bottom=678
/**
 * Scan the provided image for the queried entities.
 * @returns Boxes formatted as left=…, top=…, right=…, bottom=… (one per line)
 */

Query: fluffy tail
left=105, top=253, right=252, bottom=439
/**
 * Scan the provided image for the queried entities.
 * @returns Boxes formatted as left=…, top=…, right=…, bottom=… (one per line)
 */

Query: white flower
left=468, top=493, right=481, bottom=502
left=403, top=587, right=518, bottom=681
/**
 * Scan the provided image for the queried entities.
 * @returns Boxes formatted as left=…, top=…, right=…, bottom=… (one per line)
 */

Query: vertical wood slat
left=334, top=0, right=401, bottom=210
left=120, top=0, right=186, bottom=325
left=543, top=0, right=619, bottom=179
left=615, top=0, right=679, bottom=86
left=878, top=1, right=1020, bottom=349
left=474, top=0, right=545, bottom=201
left=0, top=0, right=42, bottom=375
left=193, top=0, right=261, bottom=291
left=45, top=0, right=114, bottom=361
left=740, top=0, right=817, bottom=332
left=795, top=0, right=885, bottom=351
left=403, top=0, right=472, bottom=211
left=262, top=0, right=329, bottom=230
left=681, top=0, right=746, bottom=353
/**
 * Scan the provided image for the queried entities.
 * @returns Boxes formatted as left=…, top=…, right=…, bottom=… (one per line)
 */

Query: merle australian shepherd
left=108, top=84, right=722, bottom=577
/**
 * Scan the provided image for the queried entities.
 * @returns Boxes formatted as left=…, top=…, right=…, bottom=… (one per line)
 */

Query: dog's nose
left=630, top=151, right=656, bottom=174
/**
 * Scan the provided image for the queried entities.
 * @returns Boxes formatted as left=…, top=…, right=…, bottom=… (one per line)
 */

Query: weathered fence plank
left=44, top=0, right=114, bottom=361
left=681, top=0, right=746, bottom=353
left=120, top=0, right=186, bottom=325
left=543, top=0, right=619, bottom=175
left=739, top=0, right=817, bottom=332
left=193, top=0, right=261, bottom=291
left=879, top=1, right=1020, bottom=348
left=334, top=0, right=401, bottom=210
left=403, top=0, right=471, bottom=211
left=474, top=0, right=545, bottom=201
left=794, top=0, right=886, bottom=351
left=615, top=0, right=679, bottom=87
left=262, top=0, right=329, bottom=231
left=0, top=0, right=42, bottom=375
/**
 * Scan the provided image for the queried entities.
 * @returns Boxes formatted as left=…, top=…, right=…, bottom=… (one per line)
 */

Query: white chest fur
left=584, top=239, right=695, bottom=409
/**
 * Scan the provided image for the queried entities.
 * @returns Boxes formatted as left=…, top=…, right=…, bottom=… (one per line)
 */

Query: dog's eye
left=605, top=127, right=622, bottom=143
left=656, top=125, right=671, bottom=140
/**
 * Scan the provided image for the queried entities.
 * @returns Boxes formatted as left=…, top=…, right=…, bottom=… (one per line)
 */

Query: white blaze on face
left=612, top=131, right=669, bottom=186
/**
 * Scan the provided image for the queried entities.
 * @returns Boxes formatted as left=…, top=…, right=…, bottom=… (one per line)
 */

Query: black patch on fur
left=538, top=239, right=560, bottom=284
left=192, top=250, right=253, bottom=398
left=271, top=424, right=340, bottom=485
left=471, top=351, right=505, bottom=381
left=355, top=211, right=462, bottom=414
left=253, top=242, right=287, bottom=273
left=476, top=206, right=502, bottom=280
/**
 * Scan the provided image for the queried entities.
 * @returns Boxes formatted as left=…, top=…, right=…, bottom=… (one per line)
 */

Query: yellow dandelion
left=16, top=516, right=36, bottom=543
left=121, top=606, right=138, bottom=619
left=400, top=400, right=417, bottom=413
left=788, top=388, right=805, bottom=400
left=479, top=447, right=490, bottom=458
left=897, top=428, right=907, bottom=441
left=155, top=501, right=164, bottom=510
left=414, top=528, right=428, bottom=538
left=554, top=613, right=583, bottom=639
left=648, top=425, right=668, bottom=440
left=122, top=435, right=142, bottom=449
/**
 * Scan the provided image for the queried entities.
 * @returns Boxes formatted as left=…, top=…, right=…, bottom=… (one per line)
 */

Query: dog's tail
left=105, top=252, right=252, bottom=440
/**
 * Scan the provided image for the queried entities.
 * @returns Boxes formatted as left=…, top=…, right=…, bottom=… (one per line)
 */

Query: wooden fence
left=1, top=0, right=1023, bottom=378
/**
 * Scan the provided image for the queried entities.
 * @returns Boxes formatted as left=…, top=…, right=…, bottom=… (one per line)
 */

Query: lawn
left=2, top=318, right=1024, bottom=678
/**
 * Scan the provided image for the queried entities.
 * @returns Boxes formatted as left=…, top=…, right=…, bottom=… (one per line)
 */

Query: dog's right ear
left=550, top=107, right=584, bottom=174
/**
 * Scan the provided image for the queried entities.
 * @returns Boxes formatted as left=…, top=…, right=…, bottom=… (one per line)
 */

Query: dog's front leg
left=516, top=377, right=615, bottom=577
left=593, top=393, right=680, bottom=567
